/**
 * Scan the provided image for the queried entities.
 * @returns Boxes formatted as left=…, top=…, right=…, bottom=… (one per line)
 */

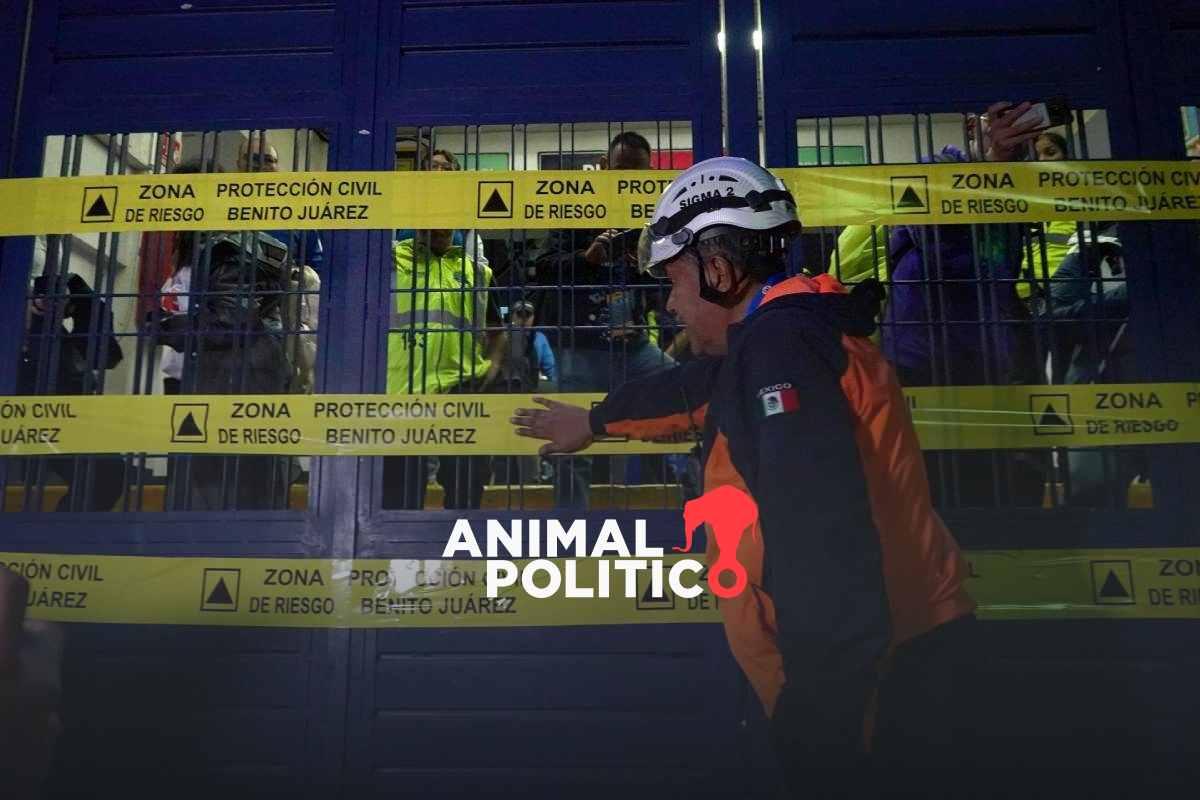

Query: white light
left=716, top=30, right=726, bottom=54
left=752, top=29, right=762, bottom=50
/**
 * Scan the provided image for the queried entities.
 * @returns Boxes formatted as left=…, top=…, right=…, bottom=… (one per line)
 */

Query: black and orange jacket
left=589, top=274, right=975, bottom=749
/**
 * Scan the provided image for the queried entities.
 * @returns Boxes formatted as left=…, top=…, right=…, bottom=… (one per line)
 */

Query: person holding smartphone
left=531, top=132, right=676, bottom=508
left=884, top=102, right=1050, bottom=507
left=968, top=99, right=1067, bottom=161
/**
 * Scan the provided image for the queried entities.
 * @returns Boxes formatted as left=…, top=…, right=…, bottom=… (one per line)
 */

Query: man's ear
left=598, top=154, right=609, bottom=170
left=702, top=253, right=736, bottom=292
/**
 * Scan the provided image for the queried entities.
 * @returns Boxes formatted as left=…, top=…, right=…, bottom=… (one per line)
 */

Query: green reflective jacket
left=387, top=238, right=492, bottom=394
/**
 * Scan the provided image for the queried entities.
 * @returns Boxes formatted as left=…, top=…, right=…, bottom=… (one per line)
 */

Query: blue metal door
left=0, top=1, right=753, bottom=794
left=3, top=0, right=1199, bottom=793
left=759, top=0, right=1200, bottom=770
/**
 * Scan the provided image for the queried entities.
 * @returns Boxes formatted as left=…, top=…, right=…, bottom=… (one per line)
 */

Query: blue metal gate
left=1, top=0, right=1198, bottom=794
left=758, top=0, right=1200, bottom=772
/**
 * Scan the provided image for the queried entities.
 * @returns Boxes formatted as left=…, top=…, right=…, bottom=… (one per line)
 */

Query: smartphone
left=607, top=228, right=643, bottom=256
left=1015, top=96, right=1072, bottom=130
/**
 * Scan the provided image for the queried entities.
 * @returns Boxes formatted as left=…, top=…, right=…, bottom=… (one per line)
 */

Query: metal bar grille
left=382, top=121, right=695, bottom=512
left=5, top=127, right=328, bottom=513
left=8, top=109, right=1180, bottom=514
left=795, top=108, right=1146, bottom=510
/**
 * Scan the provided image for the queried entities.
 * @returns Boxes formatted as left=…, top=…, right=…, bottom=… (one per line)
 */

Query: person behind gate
left=383, top=229, right=505, bottom=510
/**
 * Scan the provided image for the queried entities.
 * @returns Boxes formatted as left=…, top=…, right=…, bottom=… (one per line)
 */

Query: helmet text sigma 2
left=637, top=157, right=801, bottom=306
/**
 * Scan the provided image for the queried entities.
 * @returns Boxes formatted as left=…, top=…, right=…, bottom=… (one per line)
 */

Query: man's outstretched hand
left=511, top=397, right=594, bottom=456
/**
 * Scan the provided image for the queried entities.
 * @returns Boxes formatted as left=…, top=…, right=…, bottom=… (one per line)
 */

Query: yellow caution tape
left=0, top=170, right=663, bottom=235
left=1, top=384, right=1197, bottom=457
left=0, top=393, right=662, bottom=457
left=1, top=161, right=1198, bottom=235
left=777, top=160, right=1200, bottom=227
left=966, top=549, right=1200, bottom=621
left=906, top=383, right=1200, bottom=450
left=5, top=548, right=1198, bottom=628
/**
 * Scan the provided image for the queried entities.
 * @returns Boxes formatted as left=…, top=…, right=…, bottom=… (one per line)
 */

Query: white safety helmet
left=638, top=156, right=799, bottom=280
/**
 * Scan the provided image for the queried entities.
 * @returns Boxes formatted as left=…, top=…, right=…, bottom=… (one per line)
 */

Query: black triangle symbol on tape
left=1039, top=404, right=1068, bottom=428
left=176, top=412, right=202, bottom=437
left=482, top=188, right=509, bottom=213
left=85, top=194, right=111, bottom=218
left=206, top=578, right=233, bottom=605
left=641, top=580, right=669, bottom=603
left=1099, top=570, right=1130, bottom=599
left=897, top=186, right=925, bottom=208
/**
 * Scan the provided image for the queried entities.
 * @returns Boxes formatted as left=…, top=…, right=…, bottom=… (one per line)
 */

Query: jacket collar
left=396, top=237, right=464, bottom=262
left=746, top=273, right=881, bottom=338
left=758, top=272, right=847, bottom=308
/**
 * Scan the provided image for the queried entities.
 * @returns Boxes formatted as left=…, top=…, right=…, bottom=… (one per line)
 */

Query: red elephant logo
left=675, top=485, right=759, bottom=599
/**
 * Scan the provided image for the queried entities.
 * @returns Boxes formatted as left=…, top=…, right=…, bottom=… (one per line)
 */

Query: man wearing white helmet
left=513, top=157, right=976, bottom=786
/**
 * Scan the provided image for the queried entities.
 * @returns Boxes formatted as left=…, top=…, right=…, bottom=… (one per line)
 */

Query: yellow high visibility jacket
left=828, top=225, right=889, bottom=284
left=387, top=238, right=492, bottom=394
left=1019, top=220, right=1077, bottom=299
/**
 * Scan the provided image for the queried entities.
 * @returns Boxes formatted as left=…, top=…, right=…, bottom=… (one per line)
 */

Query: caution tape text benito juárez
left=1, top=384, right=1199, bottom=456
left=2, top=160, right=1199, bottom=235
left=4, top=548, right=1199, bottom=628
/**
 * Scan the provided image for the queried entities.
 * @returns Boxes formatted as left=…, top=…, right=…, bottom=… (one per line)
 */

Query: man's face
left=513, top=310, right=534, bottom=329
left=240, top=144, right=279, bottom=172
left=606, top=143, right=651, bottom=170
left=426, top=229, right=453, bottom=255
left=429, top=152, right=456, bottom=171
left=665, top=254, right=731, bottom=356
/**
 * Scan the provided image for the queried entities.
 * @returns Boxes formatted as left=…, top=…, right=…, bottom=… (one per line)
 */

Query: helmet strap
left=695, top=248, right=755, bottom=308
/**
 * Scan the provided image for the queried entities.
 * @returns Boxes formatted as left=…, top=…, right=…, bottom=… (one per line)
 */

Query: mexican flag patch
left=759, top=384, right=799, bottom=417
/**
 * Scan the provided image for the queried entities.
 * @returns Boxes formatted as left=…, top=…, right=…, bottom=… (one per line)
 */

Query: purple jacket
left=881, top=148, right=1033, bottom=386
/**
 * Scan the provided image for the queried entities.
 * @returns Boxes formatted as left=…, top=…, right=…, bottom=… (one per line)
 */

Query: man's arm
left=738, top=313, right=890, bottom=763
left=482, top=330, right=507, bottom=387
left=1047, top=251, right=1128, bottom=323
left=588, top=356, right=718, bottom=441
left=532, top=230, right=589, bottom=283
left=533, top=332, right=558, bottom=385
left=512, top=357, right=719, bottom=455
left=478, top=264, right=504, bottom=386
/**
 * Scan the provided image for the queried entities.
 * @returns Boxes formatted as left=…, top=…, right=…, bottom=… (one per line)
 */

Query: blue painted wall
left=0, top=0, right=1196, bottom=794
